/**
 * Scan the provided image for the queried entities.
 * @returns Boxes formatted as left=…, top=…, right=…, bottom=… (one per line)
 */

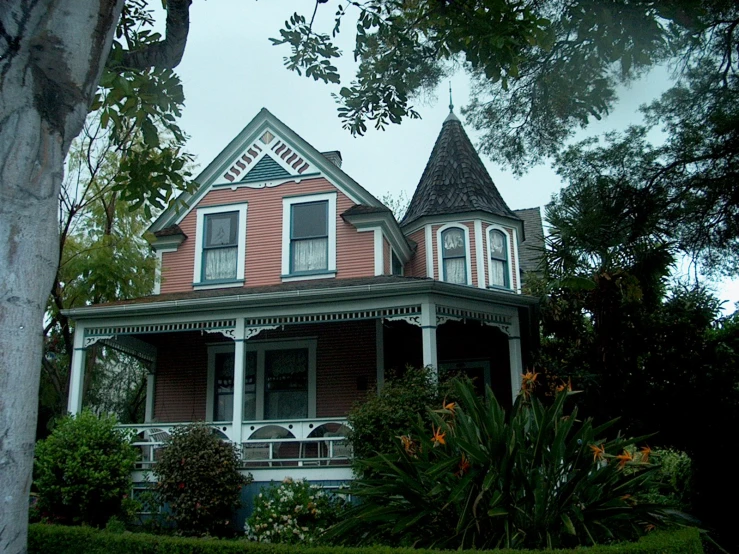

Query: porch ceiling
left=63, top=275, right=537, bottom=321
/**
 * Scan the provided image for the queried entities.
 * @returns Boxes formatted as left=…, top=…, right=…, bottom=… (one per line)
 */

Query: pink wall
left=405, top=228, right=427, bottom=278
left=159, top=177, right=374, bottom=293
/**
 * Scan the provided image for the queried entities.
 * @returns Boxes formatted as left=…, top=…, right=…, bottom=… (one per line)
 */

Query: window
left=291, top=201, right=328, bottom=273
left=391, top=251, right=403, bottom=276
left=203, top=212, right=238, bottom=281
left=207, top=340, right=316, bottom=422
left=281, top=193, right=337, bottom=279
left=440, top=226, right=468, bottom=285
left=194, top=203, right=247, bottom=286
left=488, top=228, right=509, bottom=288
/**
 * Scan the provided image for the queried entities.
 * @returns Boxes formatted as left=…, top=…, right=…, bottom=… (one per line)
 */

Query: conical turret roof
left=401, top=111, right=520, bottom=226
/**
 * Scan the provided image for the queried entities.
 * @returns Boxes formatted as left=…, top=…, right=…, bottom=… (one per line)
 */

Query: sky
left=154, top=0, right=738, bottom=311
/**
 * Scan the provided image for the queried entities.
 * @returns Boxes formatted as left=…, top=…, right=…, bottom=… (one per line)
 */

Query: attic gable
left=220, top=130, right=314, bottom=185
left=150, top=108, right=383, bottom=233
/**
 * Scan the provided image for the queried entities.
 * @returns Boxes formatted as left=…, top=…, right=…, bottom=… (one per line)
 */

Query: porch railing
left=122, top=418, right=351, bottom=469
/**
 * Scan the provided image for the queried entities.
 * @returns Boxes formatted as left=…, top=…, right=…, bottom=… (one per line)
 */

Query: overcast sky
left=155, top=0, right=737, bottom=310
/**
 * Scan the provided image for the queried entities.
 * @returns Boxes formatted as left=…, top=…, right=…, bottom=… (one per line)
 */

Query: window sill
left=281, top=271, right=337, bottom=283
left=486, top=285, right=515, bottom=293
left=193, top=279, right=245, bottom=290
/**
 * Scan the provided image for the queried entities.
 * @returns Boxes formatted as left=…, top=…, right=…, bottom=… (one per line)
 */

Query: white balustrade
left=120, top=418, right=351, bottom=469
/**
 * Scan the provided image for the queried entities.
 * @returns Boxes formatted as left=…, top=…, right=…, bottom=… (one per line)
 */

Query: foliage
left=245, top=478, right=346, bottom=544
left=641, top=448, right=693, bottom=512
left=33, top=411, right=138, bottom=527
left=39, top=0, right=197, bottom=435
left=379, top=190, right=410, bottom=221
left=332, top=378, right=677, bottom=550
left=154, top=424, right=251, bottom=536
left=535, top=163, right=739, bottom=549
left=347, top=366, right=439, bottom=465
left=27, top=523, right=705, bottom=554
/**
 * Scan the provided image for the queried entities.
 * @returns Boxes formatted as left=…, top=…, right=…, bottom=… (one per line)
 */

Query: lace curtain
left=444, top=259, right=467, bottom=284
left=204, top=247, right=237, bottom=281
left=292, top=238, right=328, bottom=272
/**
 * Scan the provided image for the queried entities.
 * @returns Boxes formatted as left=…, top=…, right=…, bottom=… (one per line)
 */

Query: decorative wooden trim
left=245, top=306, right=421, bottom=327
left=85, top=319, right=237, bottom=338
left=436, top=306, right=512, bottom=335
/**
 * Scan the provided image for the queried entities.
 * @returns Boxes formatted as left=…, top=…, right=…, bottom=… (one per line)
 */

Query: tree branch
left=119, top=0, right=191, bottom=70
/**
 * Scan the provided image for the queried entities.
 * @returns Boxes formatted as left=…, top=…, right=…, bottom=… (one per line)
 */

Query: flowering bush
left=330, top=377, right=684, bottom=549
left=245, top=478, right=346, bottom=544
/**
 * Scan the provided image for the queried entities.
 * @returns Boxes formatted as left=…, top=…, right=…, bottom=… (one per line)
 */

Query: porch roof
left=63, top=275, right=538, bottom=320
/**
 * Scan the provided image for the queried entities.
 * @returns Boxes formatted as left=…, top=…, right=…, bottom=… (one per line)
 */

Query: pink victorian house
left=64, top=107, right=543, bottom=489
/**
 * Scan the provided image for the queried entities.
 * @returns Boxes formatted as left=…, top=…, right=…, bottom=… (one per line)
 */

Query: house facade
left=64, top=108, right=542, bottom=489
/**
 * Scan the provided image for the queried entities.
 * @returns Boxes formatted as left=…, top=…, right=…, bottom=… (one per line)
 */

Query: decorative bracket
left=205, top=327, right=236, bottom=340
left=384, top=314, right=422, bottom=327
left=83, top=334, right=114, bottom=348
left=244, top=325, right=281, bottom=340
left=483, top=321, right=511, bottom=336
left=436, top=315, right=463, bottom=327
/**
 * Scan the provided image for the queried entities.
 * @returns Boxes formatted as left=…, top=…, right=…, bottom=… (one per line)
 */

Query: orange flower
left=640, top=445, right=652, bottom=463
left=645, top=523, right=656, bottom=533
left=456, top=454, right=471, bottom=477
left=398, top=434, right=417, bottom=456
left=443, top=401, right=456, bottom=414
left=520, top=370, right=539, bottom=399
left=556, top=377, right=573, bottom=393
left=616, top=450, right=634, bottom=468
left=589, top=443, right=605, bottom=462
left=431, top=425, right=446, bottom=447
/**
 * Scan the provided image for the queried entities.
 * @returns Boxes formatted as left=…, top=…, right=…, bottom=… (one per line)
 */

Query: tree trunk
left=0, top=2, right=123, bottom=552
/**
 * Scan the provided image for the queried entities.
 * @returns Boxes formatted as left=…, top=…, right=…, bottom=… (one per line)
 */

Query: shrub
left=348, top=365, right=439, bottom=465
left=331, top=377, right=682, bottom=550
left=642, top=448, right=693, bottom=511
left=28, top=523, right=706, bottom=554
left=245, top=478, right=346, bottom=544
left=33, top=410, right=138, bottom=526
left=154, top=423, right=251, bottom=536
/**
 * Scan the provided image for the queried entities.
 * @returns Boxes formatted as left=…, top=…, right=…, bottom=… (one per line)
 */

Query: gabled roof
left=149, top=108, right=384, bottom=233
left=401, top=111, right=520, bottom=226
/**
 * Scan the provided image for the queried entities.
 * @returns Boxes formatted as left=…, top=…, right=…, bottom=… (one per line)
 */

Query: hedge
left=28, top=524, right=704, bottom=554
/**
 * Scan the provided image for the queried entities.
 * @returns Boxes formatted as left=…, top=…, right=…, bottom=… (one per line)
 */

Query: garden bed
left=28, top=524, right=703, bottom=554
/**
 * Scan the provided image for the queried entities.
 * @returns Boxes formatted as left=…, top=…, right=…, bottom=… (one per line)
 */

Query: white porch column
left=67, top=328, right=87, bottom=414
left=375, top=319, right=385, bottom=391
left=144, top=361, right=156, bottom=423
left=421, top=301, right=438, bottom=378
left=508, top=313, right=523, bottom=403
left=231, top=319, right=246, bottom=447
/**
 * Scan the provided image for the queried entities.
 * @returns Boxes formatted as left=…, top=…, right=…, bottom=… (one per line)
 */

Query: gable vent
left=241, top=155, right=291, bottom=183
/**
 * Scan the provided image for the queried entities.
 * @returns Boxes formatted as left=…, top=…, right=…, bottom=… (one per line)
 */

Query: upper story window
left=488, top=228, right=510, bottom=288
left=439, top=226, right=469, bottom=285
left=291, top=201, right=328, bottom=273
left=281, top=192, right=337, bottom=280
left=194, top=203, right=248, bottom=286
left=203, top=212, right=238, bottom=280
left=391, top=251, right=403, bottom=276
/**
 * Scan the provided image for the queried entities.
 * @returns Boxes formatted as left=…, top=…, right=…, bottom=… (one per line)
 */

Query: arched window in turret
left=439, top=226, right=469, bottom=285
left=488, top=228, right=509, bottom=288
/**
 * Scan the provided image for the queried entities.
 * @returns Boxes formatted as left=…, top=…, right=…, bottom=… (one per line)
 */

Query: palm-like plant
left=331, top=378, right=677, bottom=549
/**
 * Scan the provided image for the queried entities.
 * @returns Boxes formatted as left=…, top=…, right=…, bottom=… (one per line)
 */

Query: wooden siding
left=159, top=177, right=374, bottom=293
left=150, top=321, right=377, bottom=422
left=405, top=228, right=426, bottom=277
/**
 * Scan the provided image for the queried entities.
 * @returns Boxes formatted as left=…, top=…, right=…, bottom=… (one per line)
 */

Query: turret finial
left=449, top=81, right=454, bottom=113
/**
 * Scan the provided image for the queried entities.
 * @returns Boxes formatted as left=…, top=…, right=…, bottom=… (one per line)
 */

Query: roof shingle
left=401, top=114, right=520, bottom=226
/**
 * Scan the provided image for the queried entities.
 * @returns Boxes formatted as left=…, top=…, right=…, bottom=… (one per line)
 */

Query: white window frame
left=486, top=224, right=514, bottom=290
left=206, top=339, right=317, bottom=422
left=436, top=223, right=473, bottom=285
left=281, top=192, right=337, bottom=281
left=193, top=203, right=248, bottom=287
